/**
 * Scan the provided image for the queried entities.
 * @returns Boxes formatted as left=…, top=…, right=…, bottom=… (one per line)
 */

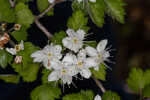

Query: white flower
left=77, top=0, right=96, bottom=3
left=31, top=43, right=62, bottom=69
left=74, top=49, right=92, bottom=79
left=85, top=40, right=110, bottom=70
left=48, top=53, right=78, bottom=85
left=94, top=95, right=102, bottom=100
left=48, top=0, right=55, bottom=3
left=62, top=29, right=86, bottom=53
left=6, top=40, right=24, bottom=55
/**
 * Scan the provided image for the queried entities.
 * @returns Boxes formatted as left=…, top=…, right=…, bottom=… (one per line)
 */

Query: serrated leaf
left=15, top=3, right=34, bottom=27
left=72, top=1, right=87, bottom=14
left=87, top=0, right=105, bottom=27
left=91, top=64, right=107, bottom=81
left=102, top=91, right=121, bottom=100
left=51, top=31, right=66, bottom=45
left=31, top=84, right=61, bottom=100
left=11, top=26, right=28, bottom=42
left=63, top=90, right=94, bottom=100
left=0, top=0, right=16, bottom=23
left=67, top=10, right=89, bottom=31
left=127, top=68, right=146, bottom=93
left=37, top=0, right=54, bottom=16
left=0, top=74, right=20, bottom=84
left=143, top=85, right=150, bottom=98
left=0, top=50, right=13, bottom=69
left=104, top=0, right=126, bottom=23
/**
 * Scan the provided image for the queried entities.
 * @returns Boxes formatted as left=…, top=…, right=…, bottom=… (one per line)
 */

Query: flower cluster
left=31, top=29, right=110, bottom=85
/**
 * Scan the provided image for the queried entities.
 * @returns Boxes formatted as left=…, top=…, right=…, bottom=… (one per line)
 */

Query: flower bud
left=14, top=56, right=22, bottom=64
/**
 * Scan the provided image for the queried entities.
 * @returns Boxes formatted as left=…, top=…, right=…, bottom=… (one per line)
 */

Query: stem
left=92, top=76, right=106, bottom=93
left=9, top=0, right=15, bottom=8
left=35, top=18, right=53, bottom=39
left=139, top=89, right=143, bottom=100
left=37, top=3, right=56, bottom=19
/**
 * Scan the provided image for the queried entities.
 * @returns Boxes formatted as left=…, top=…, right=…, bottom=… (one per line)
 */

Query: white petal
left=94, top=95, right=102, bottom=100
left=85, top=57, right=99, bottom=68
left=97, top=40, right=108, bottom=53
left=68, top=66, right=78, bottom=76
left=62, top=75, right=72, bottom=85
left=31, top=50, right=45, bottom=62
left=62, top=37, right=72, bottom=49
left=66, top=29, right=75, bottom=37
left=89, top=0, right=96, bottom=2
left=51, top=59, right=62, bottom=70
left=53, top=45, right=62, bottom=59
left=78, top=49, right=86, bottom=60
left=48, top=71, right=59, bottom=82
left=76, top=29, right=85, bottom=40
left=85, top=46, right=98, bottom=57
left=6, top=48, right=17, bottom=55
left=48, top=0, right=55, bottom=3
left=62, top=53, right=77, bottom=65
left=20, top=40, right=24, bottom=50
left=103, top=51, right=110, bottom=59
left=80, top=68, right=91, bottom=79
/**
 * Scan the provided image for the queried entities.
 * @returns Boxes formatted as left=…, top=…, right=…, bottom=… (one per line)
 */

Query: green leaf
left=127, top=68, right=148, bottom=93
left=84, top=41, right=97, bottom=48
left=0, top=50, right=13, bottom=69
left=51, top=31, right=66, bottom=45
left=31, top=84, right=61, bottom=100
left=15, top=3, right=34, bottom=27
left=12, top=42, right=40, bottom=82
left=91, top=64, right=107, bottom=81
left=63, top=90, right=94, bottom=100
left=0, top=0, right=16, bottom=23
left=11, top=26, right=28, bottom=42
left=102, top=91, right=121, bottom=100
left=87, top=0, right=105, bottom=27
left=104, top=0, right=126, bottom=23
left=0, top=74, right=20, bottom=84
left=15, top=0, right=33, bottom=3
left=37, top=0, right=54, bottom=16
left=41, top=69, right=51, bottom=84
left=72, top=1, right=87, bottom=14
left=67, top=10, right=89, bottom=31
left=143, top=85, right=150, bottom=98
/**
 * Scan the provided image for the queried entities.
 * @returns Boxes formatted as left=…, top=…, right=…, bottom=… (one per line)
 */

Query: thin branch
left=37, top=3, right=56, bottom=19
left=9, top=0, right=15, bottom=8
left=35, top=18, right=53, bottom=39
left=92, top=76, right=106, bottom=93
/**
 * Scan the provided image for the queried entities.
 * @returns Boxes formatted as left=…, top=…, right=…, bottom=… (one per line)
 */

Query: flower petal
left=89, top=0, right=96, bottom=2
left=6, top=48, right=17, bottom=55
left=76, top=29, right=85, bottom=40
left=66, top=29, right=76, bottom=37
left=85, top=46, right=98, bottom=57
left=20, top=40, right=24, bottom=50
left=77, top=49, right=86, bottom=60
left=85, top=57, right=99, bottom=68
left=62, top=53, right=77, bottom=65
left=80, top=68, right=91, bottom=79
left=94, top=95, right=102, bottom=100
left=48, top=71, right=60, bottom=82
left=31, top=50, right=45, bottom=62
left=97, top=39, right=108, bottom=53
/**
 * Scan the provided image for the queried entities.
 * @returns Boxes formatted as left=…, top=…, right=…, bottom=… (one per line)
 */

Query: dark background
left=1, top=0, right=149, bottom=100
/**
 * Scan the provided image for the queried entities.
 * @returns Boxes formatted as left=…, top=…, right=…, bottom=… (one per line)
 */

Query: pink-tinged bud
left=14, top=56, right=22, bottom=64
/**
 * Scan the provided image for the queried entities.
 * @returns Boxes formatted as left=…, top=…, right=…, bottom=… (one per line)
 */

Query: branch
left=37, top=3, right=56, bottom=19
left=92, top=76, right=106, bottom=93
left=9, top=0, right=15, bottom=8
left=35, top=18, right=53, bottom=39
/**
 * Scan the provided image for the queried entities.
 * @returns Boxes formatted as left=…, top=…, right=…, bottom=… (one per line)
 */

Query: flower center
left=98, top=53, right=102, bottom=59
left=15, top=45, right=21, bottom=52
left=48, top=52, right=52, bottom=58
left=77, top=61, right=83, bottom=68
left=73, top=38, right=78, bottom=44
left=61, top=69, right=67, bottom=75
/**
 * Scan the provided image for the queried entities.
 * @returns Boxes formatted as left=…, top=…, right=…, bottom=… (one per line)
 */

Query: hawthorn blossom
left=77, top=0, right=96, bottom=3
left=94, top=95, right=102, bottom=100
left=6, top=40, right=24, bottom=55
left=85, top=40, right=110, bottom=70
left=62, top=29, right=86, bottom=53
left=48, top=53, right=78, bottom=85
left=74, top=49, right=92, bottom=79
left=31, top=43, right=62, bottom=69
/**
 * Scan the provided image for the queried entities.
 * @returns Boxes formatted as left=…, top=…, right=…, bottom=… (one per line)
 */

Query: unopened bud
left=14, top=24, right=21, bottom=31
left=14, top=56, right=22, bottom=64
left=1, top=23, right=7, bottom=31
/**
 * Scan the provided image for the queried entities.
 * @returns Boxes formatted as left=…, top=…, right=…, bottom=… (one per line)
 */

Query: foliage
left=0, top=50, right=13, bottom=69
left=0, top=74, right=20, bottom=84
left=63, top=90, right=94, bottom=100
left=102, top=91, right=121, bottom=100
left=31, top=84, right=61, bottom=100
